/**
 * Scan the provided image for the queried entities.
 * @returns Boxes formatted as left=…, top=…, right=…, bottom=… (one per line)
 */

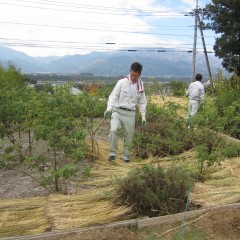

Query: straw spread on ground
left=0, top=96, right=239, bottom=238
left=191, top=157, right=240, bottom=207
left=0, top=197, right=50, bottom=237
left=149, top=95, right=188, bottom=118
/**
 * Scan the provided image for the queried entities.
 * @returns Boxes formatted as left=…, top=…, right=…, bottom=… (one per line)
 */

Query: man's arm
left=199, top=86, right=205, bottom=105
left=138, top=91, right=147, bottom=119
left=106, top=80, right=122, bottom=111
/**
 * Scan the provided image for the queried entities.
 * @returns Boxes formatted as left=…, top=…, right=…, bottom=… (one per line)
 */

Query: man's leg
left=188, top=100, right=199, bottom=129
left=186, top=101, right=192, bottom=128
left=109, top=111, right=121, bottom=159
left=190, top=100, right=199, bottom=116
left=122, top=112, right=135, bottom=161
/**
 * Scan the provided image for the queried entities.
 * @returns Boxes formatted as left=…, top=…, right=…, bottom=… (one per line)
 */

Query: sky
left=0, top=0, right=217, bottom=57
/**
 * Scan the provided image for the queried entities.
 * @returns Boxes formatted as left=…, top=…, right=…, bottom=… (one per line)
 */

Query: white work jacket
left=186, top=81, right=205, bottom=104
left=107, top=77, right=147, bottom=118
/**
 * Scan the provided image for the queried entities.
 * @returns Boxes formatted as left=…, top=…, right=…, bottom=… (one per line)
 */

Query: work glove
left=104, top=110, right=111, bottom=118
left=141, top=117, right=146, bottom=128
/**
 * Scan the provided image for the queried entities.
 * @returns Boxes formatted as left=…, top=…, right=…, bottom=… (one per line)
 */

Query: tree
left=0, top=64, right=26, bottom=89
left=0, top=64, right=30, bottom=162
left=33, top=85, right=86, bottom=192
left=203, top=0, right=240, bottom=75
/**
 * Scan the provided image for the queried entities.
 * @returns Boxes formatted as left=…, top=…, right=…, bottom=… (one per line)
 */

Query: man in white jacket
left=186, top=73, right=205, bottom=128
left=104, top=62, right=147, bottom=163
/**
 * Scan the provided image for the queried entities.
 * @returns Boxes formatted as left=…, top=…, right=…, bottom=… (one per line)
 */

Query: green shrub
left=75, top=91, right=106, bottom=118
left=193, top=129, right=240, bottom=174
left=115, top=164, right=193, bottom=217
left=133, top=102, right=193, bottom=158
left=168, top=81, right=188, bottom=96
left=221, top=143, right=240, bottom=158
left=213, top=74, right=240, bottom=139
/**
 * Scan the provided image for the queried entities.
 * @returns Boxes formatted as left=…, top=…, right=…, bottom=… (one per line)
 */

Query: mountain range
left=0, top=46, right=224, bottom=78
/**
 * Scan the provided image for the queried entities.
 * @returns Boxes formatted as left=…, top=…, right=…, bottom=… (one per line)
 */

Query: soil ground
left=0, top=167, right=49, bottom=199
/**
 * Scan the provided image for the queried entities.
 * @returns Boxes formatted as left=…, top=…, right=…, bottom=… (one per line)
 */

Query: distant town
left=24, top=72, right=191, bottom=85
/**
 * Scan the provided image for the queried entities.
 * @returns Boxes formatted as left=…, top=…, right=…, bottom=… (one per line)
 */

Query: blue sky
left=0, top=0, right=217, bottom=57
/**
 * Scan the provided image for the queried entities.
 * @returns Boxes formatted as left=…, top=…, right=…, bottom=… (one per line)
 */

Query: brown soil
left=0, top=167, right=49, bottom=199
left=194, top=208, right=240, bottom=240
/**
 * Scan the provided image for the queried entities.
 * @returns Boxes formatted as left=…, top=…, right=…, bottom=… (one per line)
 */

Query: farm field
left=0, top=96, right=239, bottom=240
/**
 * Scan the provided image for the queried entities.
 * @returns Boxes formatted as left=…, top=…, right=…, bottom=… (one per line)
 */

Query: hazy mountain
left=0, top=46, right=224, bottom=78
left=0, top=46, right=47, bottom=73
left=35, top=56, right=62, bottom=64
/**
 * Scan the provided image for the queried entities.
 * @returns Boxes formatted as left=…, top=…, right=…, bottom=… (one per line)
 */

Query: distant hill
left=0, top=46, right=48, bottom=72
left=0, top=46, right=224, bottom=79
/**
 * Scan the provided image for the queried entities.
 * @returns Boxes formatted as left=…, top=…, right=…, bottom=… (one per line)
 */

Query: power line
left=1, top=37, right=213, bottom=52
left=0, top=2, right=186, bottom=16
left=0, top=21, right=194, bottom=38
left=0, top=37, right=215, bottom=47
left=0, top=15, right=192, bottom=30
left=0, top=20, right=218, bottom=39
left=0, top=43, right=214, bottom=53
left=0, top=0, right=218, bottom=57
left=8, top=0, right=174, bottom=14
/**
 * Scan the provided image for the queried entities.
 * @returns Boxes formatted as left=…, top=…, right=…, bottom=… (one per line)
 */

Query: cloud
left=180, top=0, right=197, bottom=8
left=0, top=0, right=210, bottom=56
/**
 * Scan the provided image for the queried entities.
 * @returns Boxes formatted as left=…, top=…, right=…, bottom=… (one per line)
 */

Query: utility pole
left=190, top=0, right=213, bottom=91
left=197, top=14, right=214, bottom=89
left=191, top=0, right=198, bottom=82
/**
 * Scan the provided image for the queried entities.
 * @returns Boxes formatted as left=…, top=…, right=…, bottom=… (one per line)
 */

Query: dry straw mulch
left=191, top=157, right=240, bottom=207
left=1, top=145, right=239, bottom=238
left=0, top=197, right=50, bottom=238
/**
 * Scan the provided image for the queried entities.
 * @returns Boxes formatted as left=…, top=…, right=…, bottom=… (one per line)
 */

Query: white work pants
left=186, top=99, right=200, bottom=127
left=188, top=99, right=200, bottom=117
left=109, top=108, right=135, bottom=160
